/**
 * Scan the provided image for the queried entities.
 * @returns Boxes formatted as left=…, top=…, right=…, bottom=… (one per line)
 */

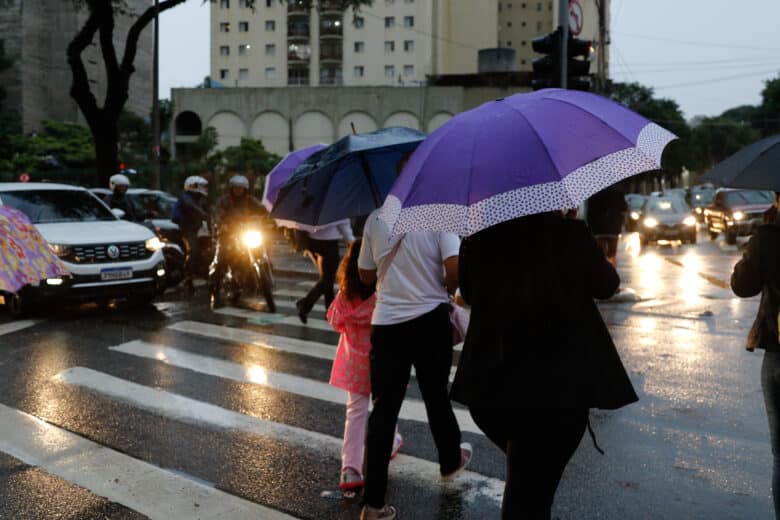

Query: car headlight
left=695, top=207, right=702, bottom=214
left=630, top=211, right=640, bottom=220
left=145, top=236, right=164, bottom=251
left=242, top=230, right=263, bottom=249
left=732, top=211, right=745, bottom=221
left=683, top=216, right=696, bottom=227
left=643, top=217, right=658, bottom=228
left=48, top=243, right=71, bottom=257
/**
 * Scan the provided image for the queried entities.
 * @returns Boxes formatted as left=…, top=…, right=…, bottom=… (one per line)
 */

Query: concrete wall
left=0, top=0, right=22, bottom=121
left=434, top=0, right=499, bottom=75
left=171, top=84, right=529, bottom=157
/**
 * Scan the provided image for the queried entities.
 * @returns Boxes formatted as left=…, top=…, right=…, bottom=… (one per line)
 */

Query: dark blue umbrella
left=701, top=134, right=780, bottom=191
left=270, top=126, right=426, bottom=226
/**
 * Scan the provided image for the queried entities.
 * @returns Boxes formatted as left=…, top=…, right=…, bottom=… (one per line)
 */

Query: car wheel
left=689, top=233, right=698, bottom=245
left=708, top=230, right=719, bottom=241
left=725, top=229, right=738, bottom=245
left=4, top=288, right=28, bottom=319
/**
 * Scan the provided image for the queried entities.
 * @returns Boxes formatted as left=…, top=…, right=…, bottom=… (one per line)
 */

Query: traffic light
left=531, top=28, right=562, bottom=90
left=567, top=37, right=592, bottom=91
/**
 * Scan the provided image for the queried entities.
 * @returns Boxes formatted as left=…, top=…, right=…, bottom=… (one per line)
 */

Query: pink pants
left=342, top=392, right=401, bottom=474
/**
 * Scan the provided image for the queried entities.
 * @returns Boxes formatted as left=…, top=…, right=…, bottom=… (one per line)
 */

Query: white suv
left=0, top=183, right=167, bottom=315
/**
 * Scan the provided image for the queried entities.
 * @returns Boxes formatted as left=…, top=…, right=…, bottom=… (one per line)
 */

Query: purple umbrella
left=262, top=143, right=327, bottom=211
left=380, top=89, right=677, bottom=236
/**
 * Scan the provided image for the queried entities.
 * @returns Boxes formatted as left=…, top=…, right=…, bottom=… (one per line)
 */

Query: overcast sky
left=160, top=0, right=780, bottom=120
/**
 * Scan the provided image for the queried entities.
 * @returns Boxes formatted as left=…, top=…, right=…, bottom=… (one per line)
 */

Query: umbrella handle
left=350, top=122, right=357, bottom=135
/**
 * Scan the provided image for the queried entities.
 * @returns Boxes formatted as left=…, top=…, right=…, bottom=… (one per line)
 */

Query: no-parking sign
left=19, top=173, right=30, bottom=183
left=569, top=0, right=584, bottom=36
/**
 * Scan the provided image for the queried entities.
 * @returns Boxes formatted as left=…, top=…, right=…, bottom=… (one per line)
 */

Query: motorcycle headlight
left=732, top=211, right=745, bottom=221
left=683, top=216, right=696, bottom=227
left=48, top=243, right=71, bottom=257
left=145, top=237, right=164, bottom=251
left=695, top=207, right=703, bottom=214
left=630, top=211, right=640, bottom=220
left=643, top=217, right=658, bottom=228
left=242, top=230, right=263, bottom=249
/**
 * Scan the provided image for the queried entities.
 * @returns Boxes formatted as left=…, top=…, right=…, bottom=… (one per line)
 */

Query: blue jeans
left=762, top=350, right=780, bottom=518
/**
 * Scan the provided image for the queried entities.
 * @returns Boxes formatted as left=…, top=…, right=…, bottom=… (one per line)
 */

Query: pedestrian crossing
left=0, top=274, right=499, bottom=519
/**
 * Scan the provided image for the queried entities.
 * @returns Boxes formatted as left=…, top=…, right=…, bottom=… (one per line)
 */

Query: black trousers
left=364, top=304, right=462, bottom=507
left=182, top=230, right=201, bottom=281
left=470, top=407, right=588, bottom=520
left=298, top=238, right=340, bottom=313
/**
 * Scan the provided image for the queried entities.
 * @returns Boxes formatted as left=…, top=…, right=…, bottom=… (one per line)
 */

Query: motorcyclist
left=104, top=173, right=137, bottom=221
left=177, top=176, right=211, bottom=293
left=209, top=175, right=266, bottom=307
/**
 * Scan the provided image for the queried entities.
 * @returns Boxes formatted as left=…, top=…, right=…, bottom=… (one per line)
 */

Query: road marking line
left=214, top=306, right=334, bottom=332
left=274, top=288, right=309, bottom=299
left=662, top=258, right=731, bottom=289
left=110, top=340, right=477, bottom=434
left=0, top=402, right=297, bottom=520
left=54, top=367, right=503, bottom=506
left=0, top=319, right=40, bottom=337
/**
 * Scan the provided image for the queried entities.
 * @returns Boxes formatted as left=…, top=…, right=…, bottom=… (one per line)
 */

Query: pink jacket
left=327, top=290, right=376, bottom=396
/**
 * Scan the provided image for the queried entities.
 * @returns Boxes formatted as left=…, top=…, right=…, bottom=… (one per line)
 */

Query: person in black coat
left=451, top=211, right=638, bottom=519
left=587, top=185, right=628, bottom=266
left=731, top=192, right=780, bottom=518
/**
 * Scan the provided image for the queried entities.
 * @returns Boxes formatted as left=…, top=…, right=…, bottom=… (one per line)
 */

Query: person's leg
left=320, top=240, right=340, bottom=309
left=762, top=351, right=780, bottom=518
left=363, top=324, right=412, bottom=509
left=502, top=410, right=587, bottom=520
left=410, top=306, right=462, bottom=475
left=297, top=240, right=327, bottom=316
left=342, top=392, right=370, bottom=475
left=470, top=407, right=509, bottom=453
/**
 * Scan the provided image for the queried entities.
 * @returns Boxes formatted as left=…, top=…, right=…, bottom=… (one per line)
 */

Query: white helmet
left=194, top=176, right=209, bottom=195
left=184, top=176, right=199, bottom=192
left=229, top=175, right=249, bottom=189
left=109, top=174, right=130, bottom=191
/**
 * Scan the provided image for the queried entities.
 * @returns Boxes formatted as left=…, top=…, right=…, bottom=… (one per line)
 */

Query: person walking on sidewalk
left=357, top=213, right=472, bottom=520
left=587, top=185, right=628, bottom=266
left=327, top=238, right=403, bottom=492
left=452, top=211, right=638, bottom=519
left=731, top=192, right=780, bottom=518
left=296, top=219, right=354, bottom=324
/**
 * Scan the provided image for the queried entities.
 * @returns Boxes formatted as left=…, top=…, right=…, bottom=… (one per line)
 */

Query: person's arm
left=458, top=238, right=472, bottom=305
left=357, top=229, right=377, bottom=286
left=443, top=255, right=459, bottom=295
left=337, top=221, right=355, bottom=244
left=581, top=223, right=619, bottom=299
left=732, top=235, right=763, bottom=298
left=439, top=233, right=461, bottom=295
left=182, top=195, right=208, bottom=220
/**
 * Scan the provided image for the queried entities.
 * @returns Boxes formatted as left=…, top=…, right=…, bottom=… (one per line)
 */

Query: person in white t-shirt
left=356, top=210, right=473, bottom=520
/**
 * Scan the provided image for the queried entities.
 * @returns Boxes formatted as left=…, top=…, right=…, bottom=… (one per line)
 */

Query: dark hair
left=338, top=238, right=375, bottom=301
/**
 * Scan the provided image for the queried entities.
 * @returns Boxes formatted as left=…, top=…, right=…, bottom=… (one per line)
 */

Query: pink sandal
left=390, top=433, right=404, bottom=461
left=339, top=467, right=365, bottom=490
left=360, top=504, right=397, bottom=520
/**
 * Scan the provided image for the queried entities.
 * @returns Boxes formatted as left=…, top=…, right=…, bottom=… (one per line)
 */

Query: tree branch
left=98, top=1, right=119, bottom=77
left=67, top=5, right=102, bottom=128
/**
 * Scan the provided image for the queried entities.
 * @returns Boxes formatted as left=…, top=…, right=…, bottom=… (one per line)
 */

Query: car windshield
left=130, top=193, right=176, bottom=219
left=626, top=196, right=645, bottom=210
left=691, top=189, right=714, bottom=206
left=0, top=189, right=116, bottom=223
left=725, top=190, right=773, bottom=205
left=645, top=198, right=687, bottom=214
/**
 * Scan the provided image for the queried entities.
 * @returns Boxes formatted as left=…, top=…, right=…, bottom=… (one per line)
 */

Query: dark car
left=706, top=188, right=773, bottom=244
left=638, top=196, right=697, bottom=245
left=689, top=186, right=715, bottom=222
left=625, top=194, right=647, bottom=232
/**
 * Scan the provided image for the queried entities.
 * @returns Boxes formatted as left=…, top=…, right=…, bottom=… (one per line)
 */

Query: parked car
left=0, top=183, right=167, bottom=315
left=705, top=188, right=773, bottom=244
left=638, top=196, right=697, bottom=245
left=625, top=194, right=647, bottom=232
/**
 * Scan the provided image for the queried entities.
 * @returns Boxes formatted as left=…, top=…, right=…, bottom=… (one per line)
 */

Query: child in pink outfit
left=328, top=238, right=402, bottom=490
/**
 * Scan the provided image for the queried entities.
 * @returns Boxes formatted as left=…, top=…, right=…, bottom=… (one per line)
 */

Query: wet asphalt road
left=0, top=231, right=774, bottom=519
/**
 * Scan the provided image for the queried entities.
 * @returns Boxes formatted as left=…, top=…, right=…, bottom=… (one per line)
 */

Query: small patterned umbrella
left=0, top=206, right=70, bottom=294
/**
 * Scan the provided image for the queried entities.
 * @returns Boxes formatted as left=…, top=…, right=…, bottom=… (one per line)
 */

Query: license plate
left=100, top=268, right=133, bottom=281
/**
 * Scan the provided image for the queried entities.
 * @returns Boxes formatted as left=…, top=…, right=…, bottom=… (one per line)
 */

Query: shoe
left=390, top=433, right=403, bottom=461
left=339, top=467, right=365, bottom=490
left=360, top=504, right=397, bottom=520
left=441, top=442, right=473, bottom=481
left=295, top=299, right=308, bottom=324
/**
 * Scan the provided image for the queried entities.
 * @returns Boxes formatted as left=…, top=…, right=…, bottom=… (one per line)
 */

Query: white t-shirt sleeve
left=439, top=232, right=461, bottom=260
left=358, top=223, right=377, bottom=270
left=338, top=221, right=355, bottom=243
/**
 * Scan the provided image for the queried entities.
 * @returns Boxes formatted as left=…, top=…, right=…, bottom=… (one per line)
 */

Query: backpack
left=171, top=193, right=190, bottom=225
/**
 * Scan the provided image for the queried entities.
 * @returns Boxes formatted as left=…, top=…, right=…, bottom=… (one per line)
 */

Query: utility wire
left=612, top=31, right=780, bottom=52
left=652, top=68, right=779, bottom=90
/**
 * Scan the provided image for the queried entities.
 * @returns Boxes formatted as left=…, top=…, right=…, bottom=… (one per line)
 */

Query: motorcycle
left=140, top=219, right=185, bottom=288
left=209, top=221, right=275, bottom=312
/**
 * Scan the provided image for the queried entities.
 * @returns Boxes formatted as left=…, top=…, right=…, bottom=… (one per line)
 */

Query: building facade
left=0, top=0, right=153, bottom=132
left=210, top=0, right=498, bottom=87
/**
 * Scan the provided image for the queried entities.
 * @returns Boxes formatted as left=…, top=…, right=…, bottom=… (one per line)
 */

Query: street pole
left=558, top=0, right=569, bottom=88
left=151, top=0, right=161, bottom=190
left=596, top=0, right=607, bottom=93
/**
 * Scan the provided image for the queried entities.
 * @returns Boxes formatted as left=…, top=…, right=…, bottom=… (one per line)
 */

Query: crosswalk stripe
left=110, top=340, right=479, bottom=434
left=0, top=402, right=297, bottom=520
left=215, top=306, right=334, bottom=332
left=0, top=319, right=40, bottom=337
left=54, top=367, right=504, bottom=506
left=275, top=288, right=309, bottom=299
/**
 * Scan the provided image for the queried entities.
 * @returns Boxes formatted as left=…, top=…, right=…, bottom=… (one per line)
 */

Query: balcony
left=287, top=25, right=310, bottom=41
left=288, top=50, right=311, bottom=63
left=319, top=22, right=343, bottom=38
left=319, top=50, right=343, bottom=63
left=287, top=0, right=308, bottom=15
left=319, top=0, right=343, bottom=14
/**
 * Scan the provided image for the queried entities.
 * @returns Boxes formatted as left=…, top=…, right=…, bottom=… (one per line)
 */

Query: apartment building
left=210, top=0, right=498, bottom=87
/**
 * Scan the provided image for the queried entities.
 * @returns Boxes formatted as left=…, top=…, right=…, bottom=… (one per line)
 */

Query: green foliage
left=23, top=120, right=96, bottom=168
left=215, top=137, right=281, bottom=176
left=689, top=117, right=760, bottom=172
left=756, top=76, right=780, bottom=137
left=118, top=109, right=152, bottom=164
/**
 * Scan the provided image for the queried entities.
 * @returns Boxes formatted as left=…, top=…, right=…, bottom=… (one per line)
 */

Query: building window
left=289, top=68, right=309, bottom=85
left=219, top=69, right=229, bottom=80
left=354, top=41, right=365, bottom=53
left=239, top=68, right=249, bottom=80
left=384, top=65, right=395, bottom=78
left=403, top=64, right=414, bottom=77
left=385, top=0, right=395, bottom=4
left=403, top=16, right=414, bottom=28
left=219, top=22, right=230, bottom=32
left=265, top=67, right=276, bottom=80
left=507, top=2, right=512, bottom=6
left=239, top=44, right=250, bottom=55
left=265, top=44, right=276, bottom=56
left=403, top=40, right=414, bottom=52
left=219, top=45, right=230, bottom=56
left=354, top=16, right=365, bottom=28
left=404, top=0, right=414, bottom=3
left=521, top=21, right=526, bottom=27
left=238, top=0, right=248, bottom=7
left=507, top=21, right=512, bottom=27
left=354, top=65, right=365, bottom=77
left=507, top=41, right=512, bottom=46
left=219, top=0, right=229, bottom=8
left=385, top=16, right=395, bottom=28
left=549, top=1, right=553, bottom=10
left=266, top=0, right=272, bottom=6
left=239, top=21, right=249, bottom=32
left=537, top=2, right=541, bottom=11
left=521, top=41, right=527, bottom=46
left=265, top=20, right=276, bottom=31
left=521, top=2, right=526, bottom=7
left=521, top=59, right=526, bottom=65
left=384, top=41, right=395, bottom=53
left=536, top=21, right=542, bottom=31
